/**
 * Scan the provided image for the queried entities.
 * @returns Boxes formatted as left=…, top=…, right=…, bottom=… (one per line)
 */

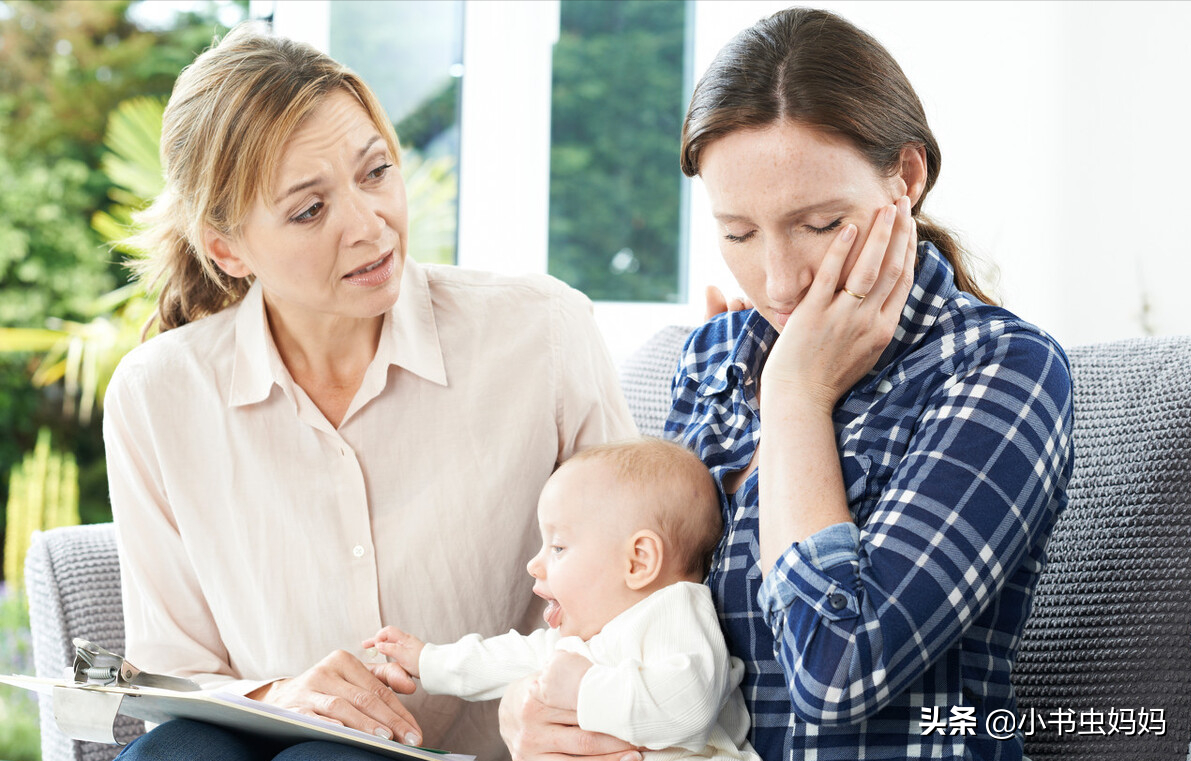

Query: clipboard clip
left=71, top=638, right=201, bottom=691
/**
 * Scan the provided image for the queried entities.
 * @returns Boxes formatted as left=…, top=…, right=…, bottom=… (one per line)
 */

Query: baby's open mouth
left=534, top=588, right=562, bottom=629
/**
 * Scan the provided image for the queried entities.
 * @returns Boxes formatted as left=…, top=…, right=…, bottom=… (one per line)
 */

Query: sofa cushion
left=1012, top=336, right=1191, bottom=760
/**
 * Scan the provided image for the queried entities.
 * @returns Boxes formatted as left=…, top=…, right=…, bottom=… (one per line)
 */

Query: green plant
left=91, top=95, right=166, bottom=249
left=404, top=150, right=458, bottom=266
left=3, top=428, right=81, bottom=592
left=0, top=93, right=164, bottom=424
left=0, top=586, right=40, bottom=761
left=0, top=0, right=250, bottom=539
left=0, top=427, right=78, bottom=761
left=547, top=0, right=686, bottom=302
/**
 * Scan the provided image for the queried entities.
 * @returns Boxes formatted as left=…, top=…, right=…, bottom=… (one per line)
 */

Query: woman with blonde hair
left=500, top=8, right=1072, bottom=761
left=106, top=21, right=634, bottom=761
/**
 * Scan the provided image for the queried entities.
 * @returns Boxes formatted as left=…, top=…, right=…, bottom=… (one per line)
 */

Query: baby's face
left=526, top=459, right=639, bottom=640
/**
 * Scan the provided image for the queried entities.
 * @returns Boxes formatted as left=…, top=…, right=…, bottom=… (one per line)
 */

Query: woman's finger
left=807, top=222, right=858, bottom=303
left=704, top=285, right=729, bottom=320
left=883, top=215, right=917, bottom=315
left=335, top=656, right=423, bottom=743
left=313, top=683, right=423, bottom=745
left=866, top=196, right=914, bottom=306
left=544, top=725, right=639, bottom=759
left=841, top=202, right=897, bottom=299
left=296, top=707, right=344, bottom=727
left=367, top=661, right=417, bottom=694
left=525, top=692, right=633, bottom=756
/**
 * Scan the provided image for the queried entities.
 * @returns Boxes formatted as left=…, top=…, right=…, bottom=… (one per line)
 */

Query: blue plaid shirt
left=665, top=243, right=1073, bottom=761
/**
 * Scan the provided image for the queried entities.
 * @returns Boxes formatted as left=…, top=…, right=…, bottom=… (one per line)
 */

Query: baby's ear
left=625, top=530, right=664, bottom=591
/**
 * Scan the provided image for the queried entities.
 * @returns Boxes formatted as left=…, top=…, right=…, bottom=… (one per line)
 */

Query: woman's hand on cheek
left=762, top=195, right=916, bottom=413
left=500, top=674, right=642, bottom=761
left=248, top=649, right=422, bottom=745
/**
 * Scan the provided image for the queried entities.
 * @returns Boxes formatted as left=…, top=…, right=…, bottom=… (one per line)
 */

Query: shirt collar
left=367, top=256, right=448, bottom=390
left=229, top=280, right=284, bottom=407
left=694, top=309, right=776, bottom=398
left=228, top=257, right=447, bottom=409
left=693, top=241, right=957, bottom=399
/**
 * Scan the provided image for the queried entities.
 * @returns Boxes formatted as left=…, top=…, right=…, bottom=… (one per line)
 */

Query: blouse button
left=828, top=592, right=848, bottom=610
left=352, top=545, right=365, bottom=558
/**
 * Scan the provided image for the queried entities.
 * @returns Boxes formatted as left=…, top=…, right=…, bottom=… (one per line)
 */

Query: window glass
left=327, top=0, right=463, bottom=265
left=547, top=0, right=690, bottom=303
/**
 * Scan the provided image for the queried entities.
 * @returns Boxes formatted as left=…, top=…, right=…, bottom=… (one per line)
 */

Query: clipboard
left=2, top=641, right=473, bottom=761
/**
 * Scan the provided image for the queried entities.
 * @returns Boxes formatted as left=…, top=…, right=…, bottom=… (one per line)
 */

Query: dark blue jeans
left=118, top=719, right=397, bottom=760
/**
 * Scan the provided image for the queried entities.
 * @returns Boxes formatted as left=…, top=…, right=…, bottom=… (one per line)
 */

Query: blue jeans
left=118, top=719, right=398, bottom=760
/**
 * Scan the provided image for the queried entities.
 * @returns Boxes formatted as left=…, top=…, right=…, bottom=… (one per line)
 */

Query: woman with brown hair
left=105, top=20, right=635, bottom=761
left=501, top=8, right=1071, bottom=761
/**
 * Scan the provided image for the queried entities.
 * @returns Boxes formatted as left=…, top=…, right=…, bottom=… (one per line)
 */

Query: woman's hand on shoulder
left=704, top=286, right=753, bottom=321
left=763, top=195, right=916, bottom=413
left=500, top=674, right=641, bottom=761
left=248, top=649, right=422, bottom=745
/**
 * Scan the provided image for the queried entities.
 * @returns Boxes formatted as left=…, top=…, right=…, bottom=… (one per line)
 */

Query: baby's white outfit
left=419, top=581, right=760, bottom=761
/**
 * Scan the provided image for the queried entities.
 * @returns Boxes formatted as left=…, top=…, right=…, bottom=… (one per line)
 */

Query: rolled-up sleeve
left=759, top=522, right=862, bottom=625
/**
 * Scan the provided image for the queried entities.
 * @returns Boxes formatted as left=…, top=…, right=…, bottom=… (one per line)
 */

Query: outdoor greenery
left=0, top=3, right=249, bottom=756
left=0, top=429, right=80, bottom=760
left=0, top=588, right=37, bottom=761
left=4, top=428, right=81, bottom=592
left=0, top=0, right=249, bottom=563
left=547, top=0, right=687, bottom=302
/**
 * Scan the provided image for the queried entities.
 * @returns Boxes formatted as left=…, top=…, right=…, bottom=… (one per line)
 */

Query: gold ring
left=842, top=287, right=867, bottom=301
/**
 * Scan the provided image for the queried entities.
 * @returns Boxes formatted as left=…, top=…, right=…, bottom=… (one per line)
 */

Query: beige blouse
left=103, top=258, right=637, bottom=760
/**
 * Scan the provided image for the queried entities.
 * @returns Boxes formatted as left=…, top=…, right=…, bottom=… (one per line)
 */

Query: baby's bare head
left=560, top=437, right=722, bottom=581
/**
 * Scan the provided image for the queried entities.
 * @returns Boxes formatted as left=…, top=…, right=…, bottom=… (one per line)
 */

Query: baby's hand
left=362, top=626, right=426, bottom=679
left=537, top=651, right=592, bottom=712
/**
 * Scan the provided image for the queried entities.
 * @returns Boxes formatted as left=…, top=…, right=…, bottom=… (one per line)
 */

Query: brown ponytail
left=681, top=7, right=995, bottom=305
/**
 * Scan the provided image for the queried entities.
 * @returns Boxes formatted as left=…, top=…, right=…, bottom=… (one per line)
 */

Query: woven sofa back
left=1013, top=337, right=1191, bottom=760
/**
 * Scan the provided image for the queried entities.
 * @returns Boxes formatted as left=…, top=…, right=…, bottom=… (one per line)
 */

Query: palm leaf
left=100, top=96, right=166, bottom=202
left=0, top=328, right=66, bottom=353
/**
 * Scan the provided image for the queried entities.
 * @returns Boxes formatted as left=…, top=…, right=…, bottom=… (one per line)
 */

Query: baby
left=364, top=437, right=759, bottom=761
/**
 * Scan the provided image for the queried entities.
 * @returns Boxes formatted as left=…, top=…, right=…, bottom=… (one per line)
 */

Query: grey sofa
left=27, top=328, right=1191, bottom=761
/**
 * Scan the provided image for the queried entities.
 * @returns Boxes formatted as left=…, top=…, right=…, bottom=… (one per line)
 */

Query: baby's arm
left=363, top=627, right=425, bottom=679
left=365, top=626, right=562, bottom=703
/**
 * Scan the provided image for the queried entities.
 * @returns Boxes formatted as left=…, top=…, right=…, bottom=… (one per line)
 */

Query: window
left=270, top=0, right=464, bottom=266
left=261, top=0, right=703, bottom=362
left=547, top=1, right=689, bottom=304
